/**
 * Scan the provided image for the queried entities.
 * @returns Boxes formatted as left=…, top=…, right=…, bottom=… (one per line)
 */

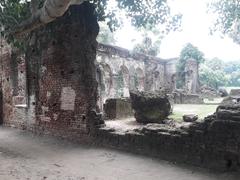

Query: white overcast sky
left=113, top=0, right=240, bottom=61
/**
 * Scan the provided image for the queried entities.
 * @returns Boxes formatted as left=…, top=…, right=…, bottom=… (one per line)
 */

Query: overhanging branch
left=11, top=0, right=86, bottom=37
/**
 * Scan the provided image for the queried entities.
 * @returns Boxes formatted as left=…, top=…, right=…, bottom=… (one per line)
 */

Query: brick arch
left=153, top=70, right=161, bottom=91
left=99, top=63, right=113, bottom=102
left=136, top=67, right=145, bottom=91
left=119, top=65, right=130, bottom=97
left=96, top=65, right=103, bottom=111
left=120, top=65, right=130, bottom=87
left=129, top=66, right=136, bottom=90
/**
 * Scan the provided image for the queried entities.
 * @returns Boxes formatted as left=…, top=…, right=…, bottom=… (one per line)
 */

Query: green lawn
left=169, top=104, right=218, bottom=122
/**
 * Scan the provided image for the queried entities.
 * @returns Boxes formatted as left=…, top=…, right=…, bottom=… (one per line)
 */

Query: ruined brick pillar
left=26, top=2, right=101, bottom=136
left=185, top=58, right=199, bottom=94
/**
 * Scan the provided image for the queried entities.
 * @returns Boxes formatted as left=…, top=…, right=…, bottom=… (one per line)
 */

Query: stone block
left=216, top=104, right=240, bottom=121
left=230, top=89, right=240, bottom=96
left=183, top=114, right=198, bottom=122
left=103, top=98, right=134, bottom=119
left=130, top=91, right=171, bottom=123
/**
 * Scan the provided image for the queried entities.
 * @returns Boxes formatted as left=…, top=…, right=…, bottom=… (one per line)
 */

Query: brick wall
left=27, top=3, right=101, bottom=136
left=1, top=3, right=102, bottom=138
left=96, top=115, right=240, bottom=171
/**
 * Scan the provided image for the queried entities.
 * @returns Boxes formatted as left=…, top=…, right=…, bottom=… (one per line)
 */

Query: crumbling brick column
left=26, top=2, right=101, bottom=136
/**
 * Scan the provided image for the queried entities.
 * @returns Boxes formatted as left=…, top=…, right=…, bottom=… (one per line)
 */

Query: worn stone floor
left=0, top=127, right=239, bottom=180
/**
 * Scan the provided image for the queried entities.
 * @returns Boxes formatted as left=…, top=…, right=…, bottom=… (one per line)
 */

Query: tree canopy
left=199, top=58, right=240, bottom=89
left=97, top=22, right=117, bottom=45
left=0, top=0, right=182, bottom=45
left=133, top=36, right=160, bottom=56
left=210, top=0, right=240, bottom=44
left=199, top=61, right=228, bottom=89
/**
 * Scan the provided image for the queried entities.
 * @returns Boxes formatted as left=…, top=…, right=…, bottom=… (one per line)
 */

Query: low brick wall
left=95, top=115, right=240, bottom=171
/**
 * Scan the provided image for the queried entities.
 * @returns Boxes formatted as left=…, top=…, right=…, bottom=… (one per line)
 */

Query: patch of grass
left=169, top=104, right=218, bottom=122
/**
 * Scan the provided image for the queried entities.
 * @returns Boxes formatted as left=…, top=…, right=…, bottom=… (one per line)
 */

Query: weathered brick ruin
left=96, top=43, right=203, bottom=109
left=96, top=43, right=178, bottom=107
left=1, top=2, right=240, bottom=172
left=0, top=3, right=102, bottom=138
left=97, top=112, right=240, bottom=171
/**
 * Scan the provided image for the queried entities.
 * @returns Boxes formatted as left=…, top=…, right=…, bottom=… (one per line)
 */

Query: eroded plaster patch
left=46, top=91, right=51, bottom=99
left=60, top=87, right=76, bottom=111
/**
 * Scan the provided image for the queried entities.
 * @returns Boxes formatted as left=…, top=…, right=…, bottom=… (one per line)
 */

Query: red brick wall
left=1, top=43, right=14, bottom=125
left=27, top=3, right=100, bottom=136
left=0, top=42, right=30, bottom=128
left=1, top=3, right=102, bottom=138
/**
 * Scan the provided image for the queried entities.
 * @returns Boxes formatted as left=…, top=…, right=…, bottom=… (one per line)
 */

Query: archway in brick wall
left=96, top=66, right=103, bottom=111
left=120, top=65, right=130, bottom=97
left=129, top=66, right=136, bottom=90
left=153, top=71, right=161, bottom=91
left=103, top=64, right=113, bottom=100
left=98, top=63, right=113, bottom=104
left=136, top=68, right=145, bottom=91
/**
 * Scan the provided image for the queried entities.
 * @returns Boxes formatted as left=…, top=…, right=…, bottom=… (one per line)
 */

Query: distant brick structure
left=96, top=43, right=178, bottom=110
left=185, top=58, right=199, bottom=94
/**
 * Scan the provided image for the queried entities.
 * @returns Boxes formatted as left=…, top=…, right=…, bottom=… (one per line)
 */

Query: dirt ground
left=0, top=127, right=239, bottom=180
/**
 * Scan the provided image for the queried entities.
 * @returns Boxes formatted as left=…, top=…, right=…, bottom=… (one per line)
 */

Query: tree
left=133, top=36, right=160, bottom=56
left=210, top=0, right=240, bottom=44
left=0, top=0, right=85, bottom=36
left=223, top=61, right=240, bottom=86
left=176, top=43, right=205, bottom=88
left=0, top=0, right=182, bottom=45
left=199, top=58, right=240, bottom=88
left=199, top=64, right=228, bottom=89
left=228, top=71, right=240, bottom=86
left=132, top=25, right=164, bottom=56
left=97, top=22, right=117, bottom=45
left=224, top=61, right=240, bottom=73
left=206, top=57, right=224, bottom=71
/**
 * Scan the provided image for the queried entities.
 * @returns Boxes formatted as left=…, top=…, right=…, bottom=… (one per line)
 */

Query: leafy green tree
left=199, top=58, right=240, bottom=89
left=229, top=71, right=240, bottom=86
left=133, top=36, right=160, bottom=56
left=97, top=22, right=117, bottom=45
left=199, top=64, right=228, bottom=89
left=176, top=43, right=205, bottom=88
left=206, top=57, right=224, bottom=71
left=132, top=23, right=172, bottom=56
left=223, top=61, right=240, bottom=86
left=224, top=61, right=240, bottom=73
left=210, top=0, right=240, bottom=44
left=0, top=0, right=182, bottom=47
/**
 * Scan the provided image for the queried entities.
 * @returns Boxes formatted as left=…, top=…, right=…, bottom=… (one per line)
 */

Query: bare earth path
left=0, top=127, right=239, bottom=180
